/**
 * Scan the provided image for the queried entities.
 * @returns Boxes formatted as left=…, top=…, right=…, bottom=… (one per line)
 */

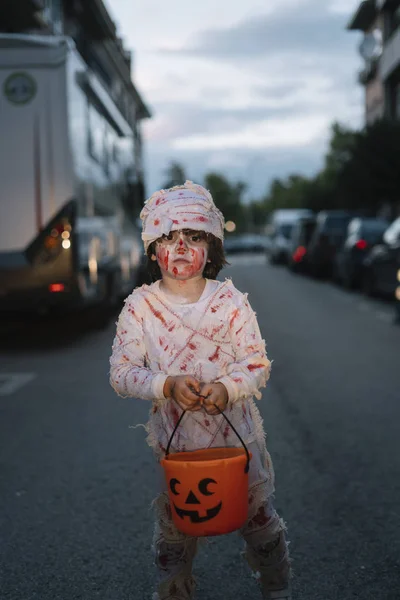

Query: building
left=348, top=0, right=400, bottom=124
left=0, top=0, right=151, bottom=209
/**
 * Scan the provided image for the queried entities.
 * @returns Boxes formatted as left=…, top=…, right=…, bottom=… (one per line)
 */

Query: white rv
left=0, top=34, right=144, bottom=316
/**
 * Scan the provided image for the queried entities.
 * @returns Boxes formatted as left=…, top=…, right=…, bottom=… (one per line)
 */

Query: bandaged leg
left=240, top=486, right=291, bottom=599
left=152, top=492, right=197, bottom=600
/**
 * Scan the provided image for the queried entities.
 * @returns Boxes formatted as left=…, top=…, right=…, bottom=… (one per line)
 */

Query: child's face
left=155, top=229, right=209, bottom=281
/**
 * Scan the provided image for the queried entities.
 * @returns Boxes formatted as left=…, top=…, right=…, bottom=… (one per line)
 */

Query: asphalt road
left=0, top=255, right=399, bottom=600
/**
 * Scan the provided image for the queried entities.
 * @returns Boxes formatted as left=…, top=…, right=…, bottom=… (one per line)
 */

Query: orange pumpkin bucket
left=161, top=406, right=252, bottom=537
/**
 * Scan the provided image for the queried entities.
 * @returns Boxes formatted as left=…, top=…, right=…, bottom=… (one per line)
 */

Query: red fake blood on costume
left=208, top=346, right=220, bottom=362
left=230, top=309, right=240, bottom=328
left=247, top=364, right=265, bottom=371
left=211, top=323, right=224, bottom=337
left=195, top=216, right=207, bottom=223
left=144, top=298, right=168, bottom=328
left=154, top=218, right=160, bottom=226
left=223, top=425, right=230, bottom=439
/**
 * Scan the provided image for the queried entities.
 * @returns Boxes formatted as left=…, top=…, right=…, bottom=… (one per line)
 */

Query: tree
left=203, top=172, right=247, bottom=231
left=162, top=161, right=187, bottom=189
left=339, top=119, right=400, bottom=217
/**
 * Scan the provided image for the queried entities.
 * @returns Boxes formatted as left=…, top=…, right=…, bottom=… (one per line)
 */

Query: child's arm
left=109, top=298, right=167, bottom=402
left=215, top=295, right=271, bottom=403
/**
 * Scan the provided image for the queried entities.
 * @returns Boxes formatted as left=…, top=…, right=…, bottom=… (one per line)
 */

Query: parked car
left=287, top=216, right=316, bottom=273
left=266, top=209, right=314, bottom=265
left=362, top=217, right=400, bottom=298
left=224, top=234, right=268, bottom=254
left=307, top=211, right=357, bottom=278
left=333, top=218, right=389, bottom=288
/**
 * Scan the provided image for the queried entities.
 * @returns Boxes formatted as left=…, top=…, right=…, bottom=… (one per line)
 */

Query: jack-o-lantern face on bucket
left=161, top=446, right=251, bottom=537
left=169, top=477, right=222, bottom=523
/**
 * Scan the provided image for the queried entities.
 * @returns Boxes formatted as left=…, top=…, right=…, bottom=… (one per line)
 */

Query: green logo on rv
left=3, top=72, right=37, bottom=105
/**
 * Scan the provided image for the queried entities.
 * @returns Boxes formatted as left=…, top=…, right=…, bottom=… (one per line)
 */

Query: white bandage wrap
left=140, top=180, right=225, bottom=252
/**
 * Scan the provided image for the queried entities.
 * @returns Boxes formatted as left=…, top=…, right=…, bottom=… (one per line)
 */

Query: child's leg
left=152, top=492, right=197, bottom=600
left=240, top=492, right=291, bottom=599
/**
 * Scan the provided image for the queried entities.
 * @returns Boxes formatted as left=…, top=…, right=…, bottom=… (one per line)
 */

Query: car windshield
left=279, top=224, right=293, bottom=239
left=361, top=222, right=387, bottom=243
left=325, top=216, right=351, bottom=230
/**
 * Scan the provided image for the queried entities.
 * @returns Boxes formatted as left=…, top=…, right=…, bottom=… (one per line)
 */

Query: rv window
left=87, top=102, right=105, bottom=165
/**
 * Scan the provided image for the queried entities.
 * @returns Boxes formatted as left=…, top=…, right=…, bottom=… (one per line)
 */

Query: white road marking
left=0, top=373, right=37, bottom=396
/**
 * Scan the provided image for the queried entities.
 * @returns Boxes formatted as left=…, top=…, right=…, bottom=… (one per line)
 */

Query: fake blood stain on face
left=157, top=245, right=207, bottom=280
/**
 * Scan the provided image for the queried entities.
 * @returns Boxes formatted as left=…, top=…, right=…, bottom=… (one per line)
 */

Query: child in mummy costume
left=109, top=181, right=291, bottom=600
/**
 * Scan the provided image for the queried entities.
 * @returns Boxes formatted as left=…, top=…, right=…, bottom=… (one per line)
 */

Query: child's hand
left=199, top=383, right=229, bottom=415
left=164, top=375, right=203, bottom=412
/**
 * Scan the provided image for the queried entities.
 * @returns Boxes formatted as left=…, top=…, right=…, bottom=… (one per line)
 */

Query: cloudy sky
left=106, top=0, right=365, bottom=200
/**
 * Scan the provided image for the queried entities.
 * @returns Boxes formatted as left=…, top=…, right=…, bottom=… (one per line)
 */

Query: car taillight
left=293, top=246, right=307, bottom=262
left=49, top=283, right=65, bottom=293
left=37, top=222, right=72, bottom=264
left=355, top=239, right=368, bottom=250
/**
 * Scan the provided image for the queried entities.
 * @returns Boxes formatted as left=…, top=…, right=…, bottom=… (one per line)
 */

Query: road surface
left=1, top=255, right=399, bottom=599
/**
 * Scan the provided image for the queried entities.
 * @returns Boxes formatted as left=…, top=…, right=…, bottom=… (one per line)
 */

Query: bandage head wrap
left=140, top=180, right=225, bottom=253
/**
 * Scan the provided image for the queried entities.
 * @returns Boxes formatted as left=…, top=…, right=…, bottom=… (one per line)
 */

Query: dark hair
left=145, top=233, right=228, bottom=282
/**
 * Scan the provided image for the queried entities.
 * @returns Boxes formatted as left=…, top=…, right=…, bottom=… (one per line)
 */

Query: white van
left=266, top=209, right=314, bottom=264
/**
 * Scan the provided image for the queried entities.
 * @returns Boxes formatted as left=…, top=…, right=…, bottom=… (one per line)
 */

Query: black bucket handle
left=165, top=403, right=251, bottom=474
